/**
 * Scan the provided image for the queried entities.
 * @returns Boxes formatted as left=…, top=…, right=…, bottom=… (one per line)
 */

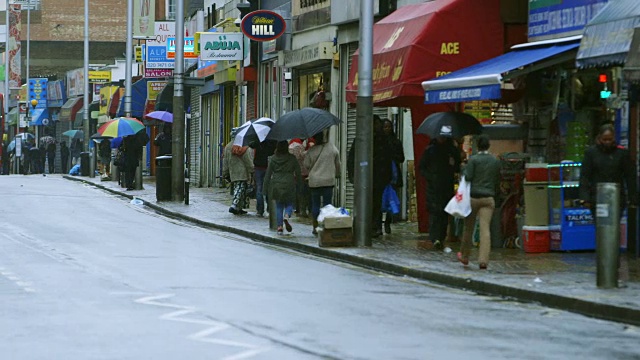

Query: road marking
left=0, top=267, right=36, bottom=293
left=134, top=293, right=270, bottom=358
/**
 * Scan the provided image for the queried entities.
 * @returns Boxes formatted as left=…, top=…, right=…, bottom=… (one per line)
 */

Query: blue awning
left=422, top=40, right=580, bottom=104
left=28, top=108, right=50, bottom=126
left=117, top=78, right=148, bottom=118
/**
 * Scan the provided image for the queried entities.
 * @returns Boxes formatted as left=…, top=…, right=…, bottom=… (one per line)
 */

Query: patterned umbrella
left=39, top=136, right=56, bottom=147
left=233, top=117, right=275, bottom=146
left=97, top=117, right=145, bottom=138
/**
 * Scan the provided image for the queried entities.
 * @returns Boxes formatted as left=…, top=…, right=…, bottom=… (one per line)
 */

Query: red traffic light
left=599, top=74, right=608, bottom=83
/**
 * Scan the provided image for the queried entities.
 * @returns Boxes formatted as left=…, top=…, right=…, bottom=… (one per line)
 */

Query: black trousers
left=61, top=155, right=68, bottom=173
left=372, top=185, right=384, bottom=231
left=125, top=165, right=136, bottom=188
left=427, top=183, right=454, bottom=243
left=47, top=155, right=55, bottom=174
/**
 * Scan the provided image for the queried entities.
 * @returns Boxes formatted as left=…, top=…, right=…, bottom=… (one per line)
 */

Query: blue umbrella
left=110, top=137, right=123, bottom=149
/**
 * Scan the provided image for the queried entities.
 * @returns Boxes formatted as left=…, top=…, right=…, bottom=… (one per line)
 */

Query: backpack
left=114, top=148, right=125, bottom=167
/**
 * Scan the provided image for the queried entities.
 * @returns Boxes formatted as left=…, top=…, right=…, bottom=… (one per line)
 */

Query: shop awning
left=108, top=88, right=122, bottom=118
left=117, top=78, right=148, bottom=118
left=422, top=39, right=580, bottom=104
left=345, top=0, right=504, bottom=105
left=624, top=29, right=640, bottom=82
left=6, top=107, right=18, bottom=126
left=28, top=108, right=49, bottom=126
left=576, top=0, right=640, bottom=68
left=154, top=84, right=191, bottom=113
left=74, top=101, right=100, bottom=128
left=59, top=97, right=84, bottom=122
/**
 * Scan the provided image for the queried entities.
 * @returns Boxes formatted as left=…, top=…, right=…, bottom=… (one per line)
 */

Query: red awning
left=346, top=0, right=504, bottom=104
left=108, top=87, right=123, bottom=118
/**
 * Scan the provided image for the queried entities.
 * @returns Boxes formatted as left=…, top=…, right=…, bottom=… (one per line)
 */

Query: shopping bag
left=382, top=184, right=401, bottom=215
left=444, top=176, right=471, bottom=218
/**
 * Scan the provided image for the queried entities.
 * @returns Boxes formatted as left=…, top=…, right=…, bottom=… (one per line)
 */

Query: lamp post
left=26, top=0, right=32, bottom=146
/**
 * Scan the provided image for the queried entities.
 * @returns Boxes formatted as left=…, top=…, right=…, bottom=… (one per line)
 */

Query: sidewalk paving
left=65, top=174, right=640, bottom=325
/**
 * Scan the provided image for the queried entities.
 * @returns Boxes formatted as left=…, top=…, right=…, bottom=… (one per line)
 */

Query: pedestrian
left=70, top=138, right=82, bottom=167
left=222, top=129, right=254, bottom=215
left=382, top=118, right=405, bottom=234
left=98, top=139, right=112, bottom=180
left=579, top=123, right=637, bottom=210
left=289, top=138, right=310, bottom=217
left=30, top=142, right=41, bottom=174
left=123, top=136, right=141, bottom=190
left=347, top=115, right=394, bottom=237
left=457, top=134, right=501, bottom=270
left=264, top=140, right=302, bottom=235
left=153, top=124, right=172, bottom=156
left=45, top=140, right=56, bottom=174
left=419, top=135, right=461, bottom=250
left=304, top=131, right=341, bottom=235
left=38, top=142, right=46, bottom=173
left=252, top=139, right=277, bottom=217
left=1, top=141, right=9, bottom=175
left=60, top=141, right=70, bottom=174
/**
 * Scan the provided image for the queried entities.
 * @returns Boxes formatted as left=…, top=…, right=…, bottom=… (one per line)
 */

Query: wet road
left=0, top=175, right=639, bottom=360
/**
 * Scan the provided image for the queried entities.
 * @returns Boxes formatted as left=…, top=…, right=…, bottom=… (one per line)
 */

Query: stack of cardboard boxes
left=319, top=215, right=354, bottom=247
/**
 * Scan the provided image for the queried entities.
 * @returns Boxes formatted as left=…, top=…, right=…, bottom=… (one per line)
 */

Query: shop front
left=199, top=79, right=221, bottom=188
left=575, top=0, right=640, bottom=256
left=345, top=0, right=505, bottom=233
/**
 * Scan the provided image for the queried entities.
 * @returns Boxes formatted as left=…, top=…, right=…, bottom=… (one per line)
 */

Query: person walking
left=70, top=138, right=82, bottom=167
left=153, top=124, right=172, bottom=156
left=382, top=118, right=405, bottom=234
left=123, top=136, right=140, bottom=190
left=579, top=123, right=637, bottom=210
left=29, top=142, right=41, bottom=174
left=289, top=138, right=310, bottom=217
left=223, top=129, right=254, bottom=215
left=60, top=141, right=70, bottom=174
left=264, top=141, right=302, bottom=235
left=419, top=135, right=461, bottom=250
left=252, top=140, right=277, bottom=217
left=98, top=139, right=112, bottom=180
left=304, top=131, right=341, bottom=235
left=45, top=140, right=56, bottom=174
left=456, top=135, right=501, bottom=270
left=2, top=141, right=10, bottom=175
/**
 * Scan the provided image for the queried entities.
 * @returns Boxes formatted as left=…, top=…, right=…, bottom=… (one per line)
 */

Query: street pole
left=596, top=183, right=621, bottom=288
left=354, top=0, right=374, bottom=247
left=4, top=0, right=9, bottom=141
left=171, top=0, right=185, bottom=202
left=126, top=0, right=143, bottom=189
left=84, top=0, right=94, bottom=177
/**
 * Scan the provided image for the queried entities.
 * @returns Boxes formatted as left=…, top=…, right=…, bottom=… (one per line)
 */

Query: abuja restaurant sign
left=199, top=33, right=244, bottom=60
left=241, top=10, right=286, bottom=42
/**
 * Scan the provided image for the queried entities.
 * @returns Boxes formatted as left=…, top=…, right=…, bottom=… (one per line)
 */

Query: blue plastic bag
left=382, top=184, right=400, bottom=215
left=69, top=164, right=81, bottom=175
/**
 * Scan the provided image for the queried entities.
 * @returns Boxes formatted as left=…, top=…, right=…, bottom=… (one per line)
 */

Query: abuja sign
left=199, top=33, right=244, bottom=61
left=240, top=10, right=286, bottom=42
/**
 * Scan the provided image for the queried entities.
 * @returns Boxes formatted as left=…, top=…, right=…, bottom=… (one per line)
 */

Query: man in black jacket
left=580, top=124, right=637, bottom=210
left=252, top=140, right=277, bottom=217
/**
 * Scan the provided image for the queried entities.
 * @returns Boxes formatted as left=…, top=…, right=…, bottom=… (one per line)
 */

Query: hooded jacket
left=579, top=144, right=637, bottom=206
left=223, top=141, right=253, bottom=182
left=264, top=152, right=301, bottom=204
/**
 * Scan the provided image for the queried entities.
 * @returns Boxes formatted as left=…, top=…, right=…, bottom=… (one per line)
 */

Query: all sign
left=240, top=10, right=286, bottom=42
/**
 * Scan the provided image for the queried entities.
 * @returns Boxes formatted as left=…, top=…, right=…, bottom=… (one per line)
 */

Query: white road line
left=134, top=293, right=270, bottom=358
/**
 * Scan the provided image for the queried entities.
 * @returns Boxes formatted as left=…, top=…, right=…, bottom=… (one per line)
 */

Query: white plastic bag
left=317, top=204, right=350, bottom=222
left=444, top=176, right=471, bottom=218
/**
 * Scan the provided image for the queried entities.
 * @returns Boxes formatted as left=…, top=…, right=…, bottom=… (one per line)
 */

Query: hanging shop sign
left=89, top=71, right=111, bottom=84
left=528, top=0, right=608, bottom=41
left=166, top=37, right=197, bottom=59
left=240, top=10, right=286, bottom=42
left=197, top=33, right=244, bottom=61
left=282, top=42, right=333, bottom=68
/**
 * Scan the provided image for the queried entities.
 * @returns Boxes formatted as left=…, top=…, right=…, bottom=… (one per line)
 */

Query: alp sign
left=241, top=10, right=286, bottom=42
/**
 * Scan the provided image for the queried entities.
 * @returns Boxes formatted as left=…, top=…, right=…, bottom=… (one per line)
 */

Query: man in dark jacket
left=419, top=136, right=461, bottom=250
left=580, top=124, right=637, bottom=210
left=46, top=141, right=56, bottom=174
left=252, top=140, right=277, bottom=217
left=123, top=136, right=141, bottom=190
left=60, top=141, right=70, bottom=174
left=154, top=124, right=172, bottom=156
left=347, top=115, right=393, bottom=237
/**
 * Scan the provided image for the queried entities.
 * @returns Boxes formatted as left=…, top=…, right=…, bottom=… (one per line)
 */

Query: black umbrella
left=266, top=108, right=342, bottom=141
left=416, top=112, right=482, bottom=138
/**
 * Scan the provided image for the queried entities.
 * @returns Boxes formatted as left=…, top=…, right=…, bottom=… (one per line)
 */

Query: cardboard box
left=319, top=228, right=354, bottom=247
left=323, top=215, right=353, bottom=229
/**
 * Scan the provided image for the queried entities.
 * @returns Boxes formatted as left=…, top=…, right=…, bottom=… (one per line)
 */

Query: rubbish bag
left=69, top=164, right=81, bottom=176
left=381, top=184, right=400, bottom=215
left=444, top=176, right=471, bottom=218
left=318, top=204, right=350, bottom=222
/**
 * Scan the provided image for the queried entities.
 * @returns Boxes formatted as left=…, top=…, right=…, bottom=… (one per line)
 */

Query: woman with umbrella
left=223, top=128, right=254, bottom=215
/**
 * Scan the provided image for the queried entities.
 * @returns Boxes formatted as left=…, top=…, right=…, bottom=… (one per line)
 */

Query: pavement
left=63, top=173, right=640, bottom=326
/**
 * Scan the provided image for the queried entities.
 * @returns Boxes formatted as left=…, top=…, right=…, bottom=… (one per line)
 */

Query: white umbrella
left=233, top=117, right=275, bottom=146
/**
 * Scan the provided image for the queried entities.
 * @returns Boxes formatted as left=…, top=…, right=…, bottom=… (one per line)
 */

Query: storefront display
left=548, top=162, right=595, bottom=251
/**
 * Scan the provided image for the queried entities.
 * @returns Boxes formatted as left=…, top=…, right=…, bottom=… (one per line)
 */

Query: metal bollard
left=269, top=198, right=278, bottom=230
left=596, top=183, right=620, bottom=289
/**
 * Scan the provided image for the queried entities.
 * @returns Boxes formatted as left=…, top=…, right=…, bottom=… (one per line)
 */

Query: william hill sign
left=241, top=10, right=286, bottom=42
